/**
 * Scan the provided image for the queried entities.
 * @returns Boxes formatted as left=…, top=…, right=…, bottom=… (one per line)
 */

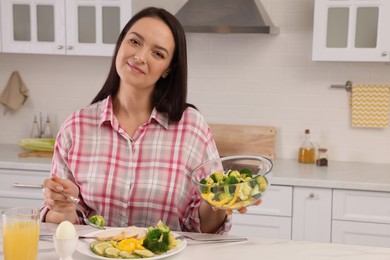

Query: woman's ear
left=162, top=69, right=170, bottom=78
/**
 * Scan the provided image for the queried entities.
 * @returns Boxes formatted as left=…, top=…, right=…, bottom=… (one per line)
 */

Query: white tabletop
left=2, top=223, right=390, bottom=260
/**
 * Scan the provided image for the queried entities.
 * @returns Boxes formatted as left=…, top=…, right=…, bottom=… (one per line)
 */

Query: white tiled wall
left=1, top=0, right=390, bottom=164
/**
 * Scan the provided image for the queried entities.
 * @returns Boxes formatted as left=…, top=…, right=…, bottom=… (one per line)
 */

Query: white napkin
left=0, top=71, right=29, bottom=114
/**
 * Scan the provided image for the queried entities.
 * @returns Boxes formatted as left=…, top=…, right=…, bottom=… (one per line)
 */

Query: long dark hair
left=91, top=7, right=193, bottom=122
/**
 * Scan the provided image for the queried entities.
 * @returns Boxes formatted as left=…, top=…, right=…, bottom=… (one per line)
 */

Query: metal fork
left=175, top=234, right=247, bottom=243
left=59, top=189, right=105, bottom=230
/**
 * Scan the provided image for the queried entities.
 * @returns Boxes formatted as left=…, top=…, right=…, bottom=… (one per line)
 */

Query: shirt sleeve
left=180, top=112, right=232, bottom=234
left=40, top=116, right=90, bottom=224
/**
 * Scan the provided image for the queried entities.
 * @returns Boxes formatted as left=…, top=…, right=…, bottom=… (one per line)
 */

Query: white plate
left=77, top=228, right=187, bottom=260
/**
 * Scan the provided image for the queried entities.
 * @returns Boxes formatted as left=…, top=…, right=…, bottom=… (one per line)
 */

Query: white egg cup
left=53, top=235, right=79, bottom=260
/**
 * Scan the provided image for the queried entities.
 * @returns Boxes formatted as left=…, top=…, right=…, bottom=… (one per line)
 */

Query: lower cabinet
left=230, top=185, right=292, bottom=239
left=231, top=185, right=390, bottom=248
left=292, top=187, right=332, bottom=242
left=0, top=168, right=48, bottom=211
left=332, top=189, right=390, bottom=247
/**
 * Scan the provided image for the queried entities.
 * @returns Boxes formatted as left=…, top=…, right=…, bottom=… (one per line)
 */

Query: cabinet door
left=333, top=189, right=390, bottom=224
left=292, top=187, right=332, bottom=242
left=1, top=0, right=66, bottom=54
left=332, top=220, right=390, bottom=247
left=230, top=213, right=291, bottom=239
left=65, top=0, right=132, bottom=56
left=312, top=0, right=390, bottom=62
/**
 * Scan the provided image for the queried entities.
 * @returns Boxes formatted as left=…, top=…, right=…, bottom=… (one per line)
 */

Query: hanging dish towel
left=0, top=71, right=29, bottom=114
left=351, top=84, right=390, bottom=128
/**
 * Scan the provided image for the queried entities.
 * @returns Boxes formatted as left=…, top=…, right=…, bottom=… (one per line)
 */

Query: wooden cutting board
left=209, top=124, right=276, bottom=159
left=18, top=151, right=54, bottom=158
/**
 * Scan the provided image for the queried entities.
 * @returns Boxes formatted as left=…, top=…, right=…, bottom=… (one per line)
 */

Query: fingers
left=42, top=176, right=77, bottom=213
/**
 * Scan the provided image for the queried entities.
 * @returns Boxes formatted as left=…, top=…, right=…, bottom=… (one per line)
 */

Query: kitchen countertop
left=1, top=144, right=390, bottom=192
left=0, top=144, right=51, bottom=171
left=2, top=222, right=390, bottom=260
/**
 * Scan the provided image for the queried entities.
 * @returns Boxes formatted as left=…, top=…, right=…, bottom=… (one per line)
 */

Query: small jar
left=316, top=148, right=328, bottom=166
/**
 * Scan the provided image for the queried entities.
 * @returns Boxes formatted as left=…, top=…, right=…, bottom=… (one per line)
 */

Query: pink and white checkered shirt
left=47, top=95, right=231, bottom=233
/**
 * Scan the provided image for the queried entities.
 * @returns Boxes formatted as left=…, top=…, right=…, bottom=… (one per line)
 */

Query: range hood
left=175, top=0, right=279, bottom=34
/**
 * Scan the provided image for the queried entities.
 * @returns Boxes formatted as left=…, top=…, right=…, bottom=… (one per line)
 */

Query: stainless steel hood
left=175, top=0, right=279, bottom=34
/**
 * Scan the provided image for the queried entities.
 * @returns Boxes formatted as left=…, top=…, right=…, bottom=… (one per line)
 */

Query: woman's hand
left=213, top=199, right=263, bottom=215
left=42, top=175, right=80, bottom=223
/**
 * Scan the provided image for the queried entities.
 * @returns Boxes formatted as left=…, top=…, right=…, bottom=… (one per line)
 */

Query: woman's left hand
left=213, top=199, right=263, bottom=215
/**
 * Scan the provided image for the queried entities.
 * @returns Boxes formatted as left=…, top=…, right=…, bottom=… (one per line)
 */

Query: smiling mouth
left=128, top=63, right=145, bottom=74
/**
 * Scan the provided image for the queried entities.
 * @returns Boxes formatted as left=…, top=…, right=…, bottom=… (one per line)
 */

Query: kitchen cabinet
left=230, top=185, right=293, bottom=239
left=0, top=0, right=132, bottom=56
left=332, top=189, right=390, bottom=247
left=312, top=0, right=390, bottom=62
left=292, top=187, right=332, bottom=242
left=0, top=168, right=48, bottom=210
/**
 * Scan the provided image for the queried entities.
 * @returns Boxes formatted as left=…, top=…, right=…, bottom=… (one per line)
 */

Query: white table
left=2, top=223, right=390, bottom=260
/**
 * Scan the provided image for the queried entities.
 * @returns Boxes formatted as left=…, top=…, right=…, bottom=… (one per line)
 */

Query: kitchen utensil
left=174, top=234, right=247, bottom=243
left=59, top=190, right=104, bottom=230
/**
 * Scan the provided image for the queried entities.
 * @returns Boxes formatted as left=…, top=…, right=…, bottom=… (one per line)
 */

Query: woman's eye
left=154, top=51, right=165, bottom=59
left=129, top=39, right=140, bottom=46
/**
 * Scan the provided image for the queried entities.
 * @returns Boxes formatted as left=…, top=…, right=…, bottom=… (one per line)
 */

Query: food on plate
left=89, top=215, right=105, bottom=228
left=142, top=220, right=177, bottom=254
left=89, top=220, right=178, bottom=259
left=55, top=220, right=77, bottom=239
left=199, top=168, right=268, bottom=209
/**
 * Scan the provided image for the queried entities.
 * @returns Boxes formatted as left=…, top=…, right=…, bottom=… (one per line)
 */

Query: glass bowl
left=190, top=155, right=273, bottom=210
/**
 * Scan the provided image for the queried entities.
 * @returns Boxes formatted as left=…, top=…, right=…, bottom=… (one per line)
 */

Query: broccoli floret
left=210, top=170, right=225, bottom=183
left=156, top=220, right=170, bottom=233
left=88, top=215, right=105, bottom=228
left=218, top=192, right=233, bottom=201
left=226, top=175, right=239, bottom=184
left=240, top=168, right=253, bottom=178
left=146, top=228, right=163, bottom=240
left=143, top=239, right=168, bottom=254
left=142, top=220, right=172, bottom=254
left=228, top=170, right=241, bottom=179
left=217, top=175, right=228, bottom=185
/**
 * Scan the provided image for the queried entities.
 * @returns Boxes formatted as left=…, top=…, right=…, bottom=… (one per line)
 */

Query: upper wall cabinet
left=0, top=0, right=132, bottom=56
left=312, top=0, right=390, bottom=62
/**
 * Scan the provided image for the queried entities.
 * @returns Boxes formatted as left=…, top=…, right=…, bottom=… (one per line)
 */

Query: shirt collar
left=98, top=95, right=169, bottom=130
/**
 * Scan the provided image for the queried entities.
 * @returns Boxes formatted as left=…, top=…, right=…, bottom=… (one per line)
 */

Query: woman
left=42, top=7, right=245, bottom=234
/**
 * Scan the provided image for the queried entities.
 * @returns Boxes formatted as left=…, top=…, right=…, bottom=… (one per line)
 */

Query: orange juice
left=3, top=221, right=39, bottom=260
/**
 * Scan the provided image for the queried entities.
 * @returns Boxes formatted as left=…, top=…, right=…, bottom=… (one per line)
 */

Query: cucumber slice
left=133, top=249, right=155, bottom=258
left=104, top=247, right=121, bottom=258
left=118, top=250, right=140, bottom=259
left=91, top=241, right=114, bottom=256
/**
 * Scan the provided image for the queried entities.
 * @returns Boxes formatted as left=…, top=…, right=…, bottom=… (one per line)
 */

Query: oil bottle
left=298, top=129, right=316, bottom=163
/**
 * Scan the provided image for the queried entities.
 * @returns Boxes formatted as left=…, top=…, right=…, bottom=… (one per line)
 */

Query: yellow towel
left=0, top=71, right=29, bottom=114
left=351, top=85, right=390, bottom=127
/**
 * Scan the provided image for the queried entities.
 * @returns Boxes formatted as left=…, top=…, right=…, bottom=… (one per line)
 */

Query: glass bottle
left=298, top=129, right=316, bottom=163
left=41, top=115, right=53, bottom=138
left=316, top=148, right=328, bottom=166
left=31, top=116, right=41, bottom=138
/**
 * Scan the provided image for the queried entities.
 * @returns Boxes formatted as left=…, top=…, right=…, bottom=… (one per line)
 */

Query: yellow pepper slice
left=114, top=238, right=144, bottom=252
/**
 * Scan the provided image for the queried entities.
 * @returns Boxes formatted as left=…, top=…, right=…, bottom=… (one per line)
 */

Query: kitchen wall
left=1, top=0, right=390, bottom=164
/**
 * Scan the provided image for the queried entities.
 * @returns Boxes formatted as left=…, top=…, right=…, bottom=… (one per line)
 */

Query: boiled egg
left=55, top=221, right=77, bottom=239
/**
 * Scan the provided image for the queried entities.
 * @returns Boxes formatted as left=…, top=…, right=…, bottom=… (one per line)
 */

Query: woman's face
left=116, top=17, right=175, bottom=92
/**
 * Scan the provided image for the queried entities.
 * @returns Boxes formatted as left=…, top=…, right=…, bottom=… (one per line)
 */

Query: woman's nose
left=134, top=51, right=146, bottom=63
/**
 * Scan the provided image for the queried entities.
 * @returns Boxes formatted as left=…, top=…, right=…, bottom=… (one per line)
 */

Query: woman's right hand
left=43, top=175, right=80, bottom=223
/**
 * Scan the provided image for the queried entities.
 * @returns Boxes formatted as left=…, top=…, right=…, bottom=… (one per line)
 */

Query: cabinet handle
left=67, top=46, right=74, bottom=50
left=57, top=45, right=64, bottom=50
left=308, top=193, right=315, bottom=198
left=381, top=51, right=388, bottom=57
left=13, top=183, right=44, bottom=189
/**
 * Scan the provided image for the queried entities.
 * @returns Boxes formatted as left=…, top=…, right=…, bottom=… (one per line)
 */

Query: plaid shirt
left=46, top=96, right=231, bottom=233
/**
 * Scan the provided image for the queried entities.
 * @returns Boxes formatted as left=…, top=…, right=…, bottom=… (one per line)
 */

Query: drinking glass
left=2, top=207, right=40, bottom=260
